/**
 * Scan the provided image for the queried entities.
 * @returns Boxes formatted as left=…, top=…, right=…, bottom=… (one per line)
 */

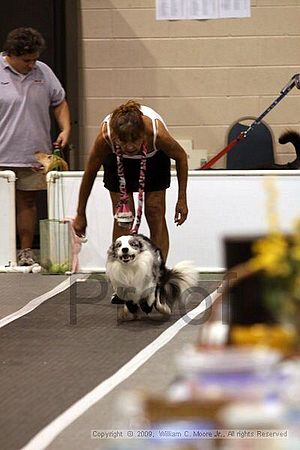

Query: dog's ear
left=107, top=242, right=116, bottom=258
left=60, top=158, right=69, bottom=171
left=49, top=156, right=69, bottom=172
left=130, top=236, right=144, bottom=251
left=108, top=239, right=122, bottom=258
left=155, top=248, right=161, bottom=258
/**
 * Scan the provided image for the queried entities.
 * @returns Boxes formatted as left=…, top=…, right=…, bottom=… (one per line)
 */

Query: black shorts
left=103, top=150, right=171, bottom=193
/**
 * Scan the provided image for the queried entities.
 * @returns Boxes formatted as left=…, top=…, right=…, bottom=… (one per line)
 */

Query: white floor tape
left=0, top=274, right=88, bottom=329
left=21, top=287, right=222, bottom=450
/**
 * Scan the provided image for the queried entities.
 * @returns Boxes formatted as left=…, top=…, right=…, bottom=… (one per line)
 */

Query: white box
left=0, top=171, right=16, bottom=267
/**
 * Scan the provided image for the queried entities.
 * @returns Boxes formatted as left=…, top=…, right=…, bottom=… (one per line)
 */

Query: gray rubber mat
left=0, top=278, right=219, bottom=450
left=0, top=273, right=68, bottom=319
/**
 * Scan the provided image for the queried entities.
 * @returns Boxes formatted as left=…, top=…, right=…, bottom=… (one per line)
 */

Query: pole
left=201, top=74, right=299, bottom=170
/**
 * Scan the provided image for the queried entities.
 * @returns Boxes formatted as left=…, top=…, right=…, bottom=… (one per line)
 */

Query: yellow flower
left=290, top=245, right=300, bottom=262
left=250, top=233, right=290, bottom=276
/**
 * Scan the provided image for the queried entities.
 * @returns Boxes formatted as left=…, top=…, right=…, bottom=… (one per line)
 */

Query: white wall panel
left=47, top=170, right=300, bottom=272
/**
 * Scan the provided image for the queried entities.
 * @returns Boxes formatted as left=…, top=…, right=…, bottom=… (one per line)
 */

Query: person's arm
left=73, top=129, right=111, bottom=237
left=53, top=99, right=71, bottom=148
left=155, top=120, right=189, bottom=225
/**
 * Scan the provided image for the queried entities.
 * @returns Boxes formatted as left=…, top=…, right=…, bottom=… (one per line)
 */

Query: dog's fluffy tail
left=157, top=261, right=199, bottom=314
left=279, top=130, right=300, bottom=157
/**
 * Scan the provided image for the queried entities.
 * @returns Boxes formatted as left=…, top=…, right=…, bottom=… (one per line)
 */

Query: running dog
left=34, top=151, right=69, bottom=173
left=106, top=234, right=199, bottom=318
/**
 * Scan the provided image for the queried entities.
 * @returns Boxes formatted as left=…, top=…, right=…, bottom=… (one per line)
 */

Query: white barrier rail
left=47, top=170, right=300, bottom=272
left=0, top=171, right=16, bottom=268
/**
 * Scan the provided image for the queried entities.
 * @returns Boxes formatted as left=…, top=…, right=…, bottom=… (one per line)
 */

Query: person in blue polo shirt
left=0, top=27, right=71, bottom=265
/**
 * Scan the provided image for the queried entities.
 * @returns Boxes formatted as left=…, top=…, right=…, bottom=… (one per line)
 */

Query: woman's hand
left=73, top=214, right=87, bottom=238
left=174, top=199, right=188, bottom=225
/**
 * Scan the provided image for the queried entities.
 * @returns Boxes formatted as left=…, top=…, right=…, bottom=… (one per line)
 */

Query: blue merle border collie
left=106, top=234, right=199, bottom=319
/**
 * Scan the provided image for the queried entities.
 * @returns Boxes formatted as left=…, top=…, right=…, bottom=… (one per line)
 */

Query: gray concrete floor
left=0, top=272, right=222, bottom=450
left=0, top=273, right=68, bottom=319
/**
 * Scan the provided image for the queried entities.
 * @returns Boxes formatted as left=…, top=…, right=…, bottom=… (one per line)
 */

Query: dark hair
left=110, top=100, right=145, bottom=142
left=3, top=27, right=46, bottom=56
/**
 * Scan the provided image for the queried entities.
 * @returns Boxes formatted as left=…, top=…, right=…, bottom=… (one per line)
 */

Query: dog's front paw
left=111, top=293, right=125, bottom=305
left=155, top=299, right=171, bottom=316
left=139, top=300, right=153, bottom=314
left=117, top=303, right=140, bottom=323
left=125, top=301, right=139, bottom=315
left=117, top=304, right=129, bottom=322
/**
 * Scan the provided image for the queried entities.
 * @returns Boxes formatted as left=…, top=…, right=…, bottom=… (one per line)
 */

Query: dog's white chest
left=106, top=258, right=156, bottom=303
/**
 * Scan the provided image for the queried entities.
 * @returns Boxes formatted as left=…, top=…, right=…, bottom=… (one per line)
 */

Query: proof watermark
left=68, top=269, right=240, bottom=325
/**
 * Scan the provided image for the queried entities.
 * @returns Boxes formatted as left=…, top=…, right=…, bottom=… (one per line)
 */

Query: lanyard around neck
left=115, top=143, right=147, bottom=234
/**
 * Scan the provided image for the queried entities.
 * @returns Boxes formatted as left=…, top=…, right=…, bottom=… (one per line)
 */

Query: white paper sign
left=188, top=0, right=218, bottom=20
left=156, top=0, right=250, bottom=20
left=156, top=0, right=185, bottom=20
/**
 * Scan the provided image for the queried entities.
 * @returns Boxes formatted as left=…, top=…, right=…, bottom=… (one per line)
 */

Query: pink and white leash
left=63, top=217, right=88, bottom=273
left=115, top=143, right=147, bottom=234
